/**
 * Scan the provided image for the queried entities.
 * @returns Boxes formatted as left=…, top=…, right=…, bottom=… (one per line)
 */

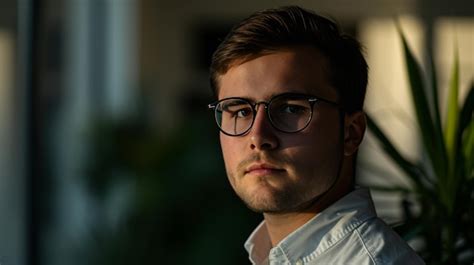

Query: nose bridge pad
left=251, top=102, right=274, bottom=136
left=254, top=102, right=267, bottom=113
left=253, top=102, right=269, bottom=123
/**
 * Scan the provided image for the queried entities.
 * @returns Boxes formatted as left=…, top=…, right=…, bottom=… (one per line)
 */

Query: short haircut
left=210, top=6, right=368, bottom=113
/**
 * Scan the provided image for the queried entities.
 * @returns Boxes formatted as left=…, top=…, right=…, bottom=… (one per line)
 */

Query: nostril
left=250, top=140, right=275, bottom=151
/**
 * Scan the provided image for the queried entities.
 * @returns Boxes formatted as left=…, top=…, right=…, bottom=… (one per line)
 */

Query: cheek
left=308, top=111, right=341, bottom=143
left=284, top=122, right=339, bottom=151
left=220, top=134, right=241, bottom=169
left=283, top=115, right=341, bottom=165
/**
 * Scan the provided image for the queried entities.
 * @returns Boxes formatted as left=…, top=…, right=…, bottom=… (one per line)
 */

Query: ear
left=343, top=111, right=366, bottom=156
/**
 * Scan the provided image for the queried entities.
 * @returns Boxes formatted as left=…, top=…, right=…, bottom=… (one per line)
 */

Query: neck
left=263, top=155, right=354, bottom=247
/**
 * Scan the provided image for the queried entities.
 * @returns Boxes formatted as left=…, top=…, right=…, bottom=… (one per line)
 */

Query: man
left=208, top=6, right=424, bottom=265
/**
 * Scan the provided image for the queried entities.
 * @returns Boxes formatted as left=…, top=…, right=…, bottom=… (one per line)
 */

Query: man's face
left=217, top=46, right=344, bottom=213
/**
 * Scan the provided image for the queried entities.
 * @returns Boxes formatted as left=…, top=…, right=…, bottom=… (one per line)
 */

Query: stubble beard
left=226, top=152, right=322, bottom=214
left=231, top=172, right=303, bottom=213
left=226, top=140, right=344, bottom=214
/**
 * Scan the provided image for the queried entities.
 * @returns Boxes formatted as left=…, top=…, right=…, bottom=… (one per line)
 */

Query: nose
left=249, top=104, right=279, bottom=151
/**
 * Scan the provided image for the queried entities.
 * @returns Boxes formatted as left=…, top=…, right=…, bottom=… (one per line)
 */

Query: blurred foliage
left=83, top=105, right=260, bottom=264
left=366, top=24, right=474, bottom=264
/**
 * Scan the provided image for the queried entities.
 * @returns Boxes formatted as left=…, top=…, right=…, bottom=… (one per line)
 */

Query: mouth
left=244, top=163, right=286, bottom=176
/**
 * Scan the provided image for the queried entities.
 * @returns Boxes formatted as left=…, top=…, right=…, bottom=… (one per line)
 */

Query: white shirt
left=244, top=188, right=425, bottom=265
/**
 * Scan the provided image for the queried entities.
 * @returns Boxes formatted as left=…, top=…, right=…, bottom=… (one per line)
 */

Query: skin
left=217, top=45, right=366, bottom=246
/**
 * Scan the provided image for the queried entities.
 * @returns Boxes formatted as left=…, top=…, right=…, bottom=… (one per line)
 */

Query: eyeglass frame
left=208, top=92, right=342, bottom=136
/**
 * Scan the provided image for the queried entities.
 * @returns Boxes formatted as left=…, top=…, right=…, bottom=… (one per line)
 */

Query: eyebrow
left=225, top=92, right=312, bottom=105
left=242, top=89, right=313, bottom=101
left=222, top=100, right=249, bottom=108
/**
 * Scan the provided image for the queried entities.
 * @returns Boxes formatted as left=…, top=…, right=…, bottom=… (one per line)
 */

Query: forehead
left=217, top=46, right=337, bottom=101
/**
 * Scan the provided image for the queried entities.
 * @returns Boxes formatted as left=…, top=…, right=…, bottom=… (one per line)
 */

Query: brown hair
left=210, top=6, right=368, bottom=113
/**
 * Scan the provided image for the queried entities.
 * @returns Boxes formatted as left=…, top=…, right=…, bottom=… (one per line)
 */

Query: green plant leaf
left=397, top=24, right=451, bottom=202
left=366, top=114, right=434, bottom=193
left=397, top=24, right=447, bottom=183
left=457, top=81, right=474, bottom=135
left=445, top=45, right=460, bottom=174
left=429, top=55, right=443, bottom=140
left=429, top=55, right=448, bottom=181
left=456, top=81, right=474, bottom=179
left=463, top=122, right=474, bottom=179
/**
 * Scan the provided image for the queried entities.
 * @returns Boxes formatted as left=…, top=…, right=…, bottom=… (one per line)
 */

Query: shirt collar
left=244, top=188, right=377, bottom=264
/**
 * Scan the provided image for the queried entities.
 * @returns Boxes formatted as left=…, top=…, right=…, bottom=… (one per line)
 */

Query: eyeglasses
left=208, top=93, right=340, bottom=136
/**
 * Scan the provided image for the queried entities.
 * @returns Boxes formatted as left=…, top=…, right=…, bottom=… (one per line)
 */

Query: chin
left=243, top=201, right=281, bottom=213
left=239, top=188, right=296, bottom=213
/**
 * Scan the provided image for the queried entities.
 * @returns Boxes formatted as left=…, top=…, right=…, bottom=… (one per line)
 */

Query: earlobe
left=343, top=111, right=366, bottom=156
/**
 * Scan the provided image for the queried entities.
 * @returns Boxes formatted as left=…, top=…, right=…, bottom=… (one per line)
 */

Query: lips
left=245, top=163, right=285, bottom=176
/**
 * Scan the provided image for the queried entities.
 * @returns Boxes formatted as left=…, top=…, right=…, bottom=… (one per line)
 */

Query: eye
left=222, top=102, right=252, bottom=118
left=234, top=107, right=252, bottom=118
left=279, top=104, right=307, bottom=114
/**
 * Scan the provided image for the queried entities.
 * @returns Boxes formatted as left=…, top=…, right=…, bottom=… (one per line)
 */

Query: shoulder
left=354, top=217, right=425, bottom=265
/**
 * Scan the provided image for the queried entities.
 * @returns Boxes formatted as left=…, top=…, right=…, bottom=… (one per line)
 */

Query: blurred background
left=0, top=0, right=473, bottom=264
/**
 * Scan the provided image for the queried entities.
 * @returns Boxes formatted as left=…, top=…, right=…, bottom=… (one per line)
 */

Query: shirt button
left=295, top=259, right=303, bottom=265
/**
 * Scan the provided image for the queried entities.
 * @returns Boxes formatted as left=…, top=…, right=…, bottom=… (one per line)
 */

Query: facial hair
left=227, top=133, right=344, bottom=214
left=226, top=151, right=332, bottom=213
